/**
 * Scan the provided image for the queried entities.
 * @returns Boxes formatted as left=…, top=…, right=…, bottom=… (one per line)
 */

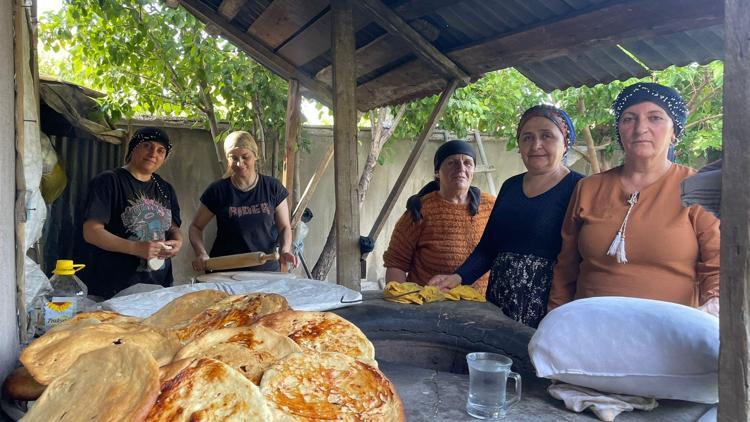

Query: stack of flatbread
left=4, top=289, right=404, bottom=421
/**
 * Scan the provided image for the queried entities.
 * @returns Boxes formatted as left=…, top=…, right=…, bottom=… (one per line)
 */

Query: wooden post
left=282, top=79, right=301, bottom=212
left=331, top=0, right=360, bottom=291
left=719, top=0, right=750, bottom=420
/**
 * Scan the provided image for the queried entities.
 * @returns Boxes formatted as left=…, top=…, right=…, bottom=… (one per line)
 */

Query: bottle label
left=44, top=296, right=77, bottom=330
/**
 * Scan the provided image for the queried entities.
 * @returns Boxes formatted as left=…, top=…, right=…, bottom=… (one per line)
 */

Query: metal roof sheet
left=179, top=0, right=724, bottom=110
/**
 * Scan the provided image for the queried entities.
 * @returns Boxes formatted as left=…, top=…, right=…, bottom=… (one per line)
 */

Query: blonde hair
left=223, top=131, right=260, bottom=177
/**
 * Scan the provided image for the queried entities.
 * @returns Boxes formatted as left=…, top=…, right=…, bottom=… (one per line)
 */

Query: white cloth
left=102, top=273, right=362, bottom=318
left=529, top=297, right=719, bottom=403
left=548, top=383, right=658, bottom=421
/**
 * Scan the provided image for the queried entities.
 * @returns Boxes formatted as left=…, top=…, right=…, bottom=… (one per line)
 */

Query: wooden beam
left=277, top=5, right=372, bottom=67
left=366, top=79, right=459, bottom=245
left=247, top=0, right=328, bottom=50
left=292, top=145, right=334, bottom=229
left=331, top=0, right=360, bottom=291
left=217, top=0, right=246, bottom=20
left=357, top=59, right=446, bottom=110
left=451, top=0, right=723, bottom=74
left=394, top=0, right=470, bottom=20
left=179, top=0, right=332, bottom=106
left=315, top=19, right=440, bottom=86
left=360, top=0, right=469, bottom=83
left=719, top=0, right=750, bottom=420
left=282, top=80, right=301, bottom=212
left=355, top=0, right=722, bottom=109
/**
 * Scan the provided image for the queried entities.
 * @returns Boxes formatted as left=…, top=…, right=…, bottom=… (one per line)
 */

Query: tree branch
left=686, top=113, right=723, bottom=129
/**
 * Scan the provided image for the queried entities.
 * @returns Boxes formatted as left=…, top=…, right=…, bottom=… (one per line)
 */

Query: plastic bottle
left=40, top=260, right=87, bottom=333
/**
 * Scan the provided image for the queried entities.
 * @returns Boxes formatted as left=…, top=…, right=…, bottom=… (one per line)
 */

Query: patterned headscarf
left=516, top=105, right=577, bottom=151
left=612, top=82, right=688, bottom=145
left=125, top=127, right=172, bottom=163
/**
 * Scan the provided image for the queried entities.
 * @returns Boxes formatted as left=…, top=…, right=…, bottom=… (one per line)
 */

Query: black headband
left=126, top=127, right=172, bottom=162
left=434, top=140, right=476, bottom=172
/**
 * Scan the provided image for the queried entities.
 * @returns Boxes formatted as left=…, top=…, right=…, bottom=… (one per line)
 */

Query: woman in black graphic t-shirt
left=189, top=131, right=298, bottom=272
left=82, top=127, right=183, bottom=298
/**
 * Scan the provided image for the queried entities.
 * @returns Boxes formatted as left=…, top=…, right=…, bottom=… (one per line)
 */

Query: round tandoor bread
left=20, top=321, right=180, bottom=385
left=144, top=357, right=273, bottom=421
left=172, top=293, right=289, bottom=343
left=20, top=343, right=160, bottom=422
left=173, top=325, right=302, bottom=384
left=46, top=310, right=142, bottom=333
left=260, top=352, right=404, bottom=421
left=2, top=366, right=45, bottom=401
left=143, top=289, right=229, bottom=330
left=255, top=310, right=376, bottom=364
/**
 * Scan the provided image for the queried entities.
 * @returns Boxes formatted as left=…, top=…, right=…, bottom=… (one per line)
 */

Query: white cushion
left=528, top=296, right=719, bottom=403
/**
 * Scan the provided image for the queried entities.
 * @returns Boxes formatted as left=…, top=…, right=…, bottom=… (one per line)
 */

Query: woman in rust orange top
left=383, top=140, right=495, bottom=294
left=548, top=83, right=720, bottom=317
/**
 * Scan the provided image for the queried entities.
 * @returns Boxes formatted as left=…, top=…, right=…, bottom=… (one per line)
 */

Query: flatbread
left=172, top=293, right=289, bottom=343
left=260, top=352, right=404, bottom=421
left=46, top=310, right=142, bottom=333
left=20, top=321, right=180, bottom=385
left=2, top=366, right=45, bottom=401
left=145, top=357, right=273, bottom=421
left=20, top=343, right=160, bottom=422
left=174, top=325, right=302, bottom=384
left=255, top=311, right=376, bottom=364
left=143, top=289, right=229, bottom=330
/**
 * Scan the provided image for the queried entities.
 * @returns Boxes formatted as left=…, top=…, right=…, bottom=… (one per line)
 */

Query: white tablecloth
left=102, top=272, right=362, bottom=318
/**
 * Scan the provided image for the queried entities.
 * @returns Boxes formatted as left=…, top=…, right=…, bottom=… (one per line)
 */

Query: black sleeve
left=200, top=180, right=221, bottom=215
left=83, top=171, right=116, bottom=224
left=269, top=176, right=289, bottom=208
left=455, top=178, right=513, bottom=284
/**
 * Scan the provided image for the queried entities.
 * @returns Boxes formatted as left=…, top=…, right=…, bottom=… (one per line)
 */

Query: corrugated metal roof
left=517, top=24, right=724, bottom=92
left=180, top=0, right=724, bottom=110
left=621, top=26, right=724, bottom=72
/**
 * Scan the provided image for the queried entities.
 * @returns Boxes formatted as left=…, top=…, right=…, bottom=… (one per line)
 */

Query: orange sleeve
left=690, top=205, right=720, bottom=304
left=548, top=181, right=584, bottom=310
left=382, top=212, right=424, bottom=272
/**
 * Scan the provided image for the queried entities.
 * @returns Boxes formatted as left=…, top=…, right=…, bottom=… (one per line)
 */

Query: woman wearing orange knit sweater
left=548, top=83, right=720, bottom=317
left=383, top=140, right=495, bottom=294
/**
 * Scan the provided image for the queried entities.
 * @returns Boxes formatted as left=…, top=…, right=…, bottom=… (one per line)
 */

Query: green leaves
left=40, top=0, right=287, bottom=146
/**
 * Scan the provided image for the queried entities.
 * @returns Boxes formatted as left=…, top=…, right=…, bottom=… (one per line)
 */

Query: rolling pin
left=204, top=251, right=280, bottom=271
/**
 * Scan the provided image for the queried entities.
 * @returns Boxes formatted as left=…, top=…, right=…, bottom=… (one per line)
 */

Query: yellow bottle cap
left=53, top=260, right=85, bottom=276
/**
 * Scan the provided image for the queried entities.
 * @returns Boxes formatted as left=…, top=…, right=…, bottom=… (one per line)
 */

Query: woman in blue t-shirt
left=189, top=131, right=298, bottom=272
left=429, top=105, right=584, bottom=327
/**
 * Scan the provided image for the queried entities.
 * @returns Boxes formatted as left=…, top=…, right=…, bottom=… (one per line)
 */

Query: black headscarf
left=125, top=127, right=172, bottom=163
left=406, top=140, right=481, bottom=222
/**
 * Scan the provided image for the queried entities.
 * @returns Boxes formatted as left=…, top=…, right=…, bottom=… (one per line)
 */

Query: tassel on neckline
left=607, top=192, right=639, bottom=264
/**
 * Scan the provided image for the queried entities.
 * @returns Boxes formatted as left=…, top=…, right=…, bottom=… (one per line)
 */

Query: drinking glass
left=466, top=352, right=522, bottom=419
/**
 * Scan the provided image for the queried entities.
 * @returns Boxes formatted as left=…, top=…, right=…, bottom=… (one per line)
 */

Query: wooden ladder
left=471, top=131, right=497, bottom=196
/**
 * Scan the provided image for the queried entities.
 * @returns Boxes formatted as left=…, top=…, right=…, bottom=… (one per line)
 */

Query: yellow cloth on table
left=384, top=281, right=424, bottom=304
left=445, top=285, right=486, bottom=302
left=418, top=286, right=446, bottom=303
left=384, top=282, right=485, bottom=304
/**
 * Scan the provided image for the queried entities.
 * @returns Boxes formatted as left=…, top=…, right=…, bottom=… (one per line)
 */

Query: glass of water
left=466, top=352, right=522, bottom=419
